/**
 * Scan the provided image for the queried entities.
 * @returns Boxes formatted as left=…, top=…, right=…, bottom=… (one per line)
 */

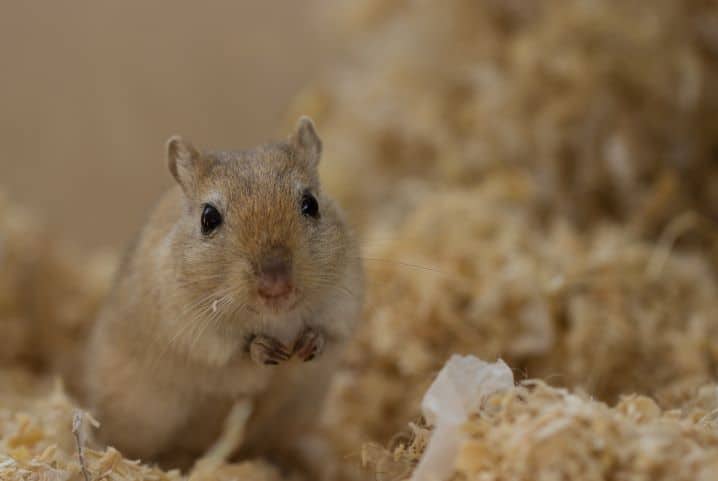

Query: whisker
left=157, top=285, right=240, bottom=360
left=357, top=256, right=444, bottom=275
left=307, top=280, right=356, bottom=300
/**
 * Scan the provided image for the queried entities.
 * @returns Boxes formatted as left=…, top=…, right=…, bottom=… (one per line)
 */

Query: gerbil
left=85, top=117, right=363, bottom=467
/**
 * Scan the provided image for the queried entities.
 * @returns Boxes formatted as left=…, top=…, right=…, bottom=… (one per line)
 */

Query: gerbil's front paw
left=293, top=327, right=325, bottom=362
left=248, top=335, right=291, bottom=366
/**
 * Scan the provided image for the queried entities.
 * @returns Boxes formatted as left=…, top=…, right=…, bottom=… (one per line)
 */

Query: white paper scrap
left=411, top=355, right=514, bottom=481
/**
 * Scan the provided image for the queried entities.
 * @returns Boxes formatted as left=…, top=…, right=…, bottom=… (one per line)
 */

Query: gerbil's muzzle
left=256, top=246, right=293, bottom=299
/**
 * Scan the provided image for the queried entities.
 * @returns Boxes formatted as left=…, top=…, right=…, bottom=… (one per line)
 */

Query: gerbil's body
left=86, top=118, right=363, bottom=466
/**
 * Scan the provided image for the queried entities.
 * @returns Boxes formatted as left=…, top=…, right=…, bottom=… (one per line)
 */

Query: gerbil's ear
left=289, top=116, right=322, bottom=168
left=166, top=135, right=205, bottom=193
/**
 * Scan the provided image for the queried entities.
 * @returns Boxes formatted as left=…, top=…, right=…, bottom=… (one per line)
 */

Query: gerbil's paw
left=293, top=327, right=325, bottom=362
left=248, top=335, right=291, bottom=366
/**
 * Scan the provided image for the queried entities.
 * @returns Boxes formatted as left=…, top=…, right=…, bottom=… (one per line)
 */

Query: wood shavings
left=0, top=194, right=115, bottom=397
left=291, top=0, right=718, bottom=260
left=362, top=377, right=718, bottom=481
left=321, top=182, right=718, bottom=480
left=0, top=377, right=279, bottom=481
left=72, top=410, right=92, bottom=481
left=450, top=381, right=718, bottom=481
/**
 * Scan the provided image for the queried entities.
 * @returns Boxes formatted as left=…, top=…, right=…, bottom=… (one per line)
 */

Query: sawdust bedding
left=3, top=0, right=718, bottom=480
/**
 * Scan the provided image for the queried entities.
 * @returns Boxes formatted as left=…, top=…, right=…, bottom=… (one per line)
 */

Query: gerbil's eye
left=300, top=193, right=319, bottom=219
left=201, top=204, right=222, bottom=235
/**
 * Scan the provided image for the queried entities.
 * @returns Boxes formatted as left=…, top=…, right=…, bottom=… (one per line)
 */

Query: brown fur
left=85, top=117, right=363, bottom=467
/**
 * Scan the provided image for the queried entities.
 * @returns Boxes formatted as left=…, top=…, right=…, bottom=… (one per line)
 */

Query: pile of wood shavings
left=320, top=178, right=718, bottom=476
left=0, top=193, right=114, bottom=396
left=364, top=381, right=718, bottom=481
left=0, top=372, right=283, bottom=481
left=291, top=0, right=718, bottom=251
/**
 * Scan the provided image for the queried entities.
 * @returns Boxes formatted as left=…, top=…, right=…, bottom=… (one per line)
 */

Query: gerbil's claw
left=293, top=327, right=325, bottom=362
left=249, top=335, right=291, bottom=366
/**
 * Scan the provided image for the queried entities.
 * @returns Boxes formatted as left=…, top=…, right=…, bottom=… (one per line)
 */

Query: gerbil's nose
left=257, top=248, right=293, bottom=299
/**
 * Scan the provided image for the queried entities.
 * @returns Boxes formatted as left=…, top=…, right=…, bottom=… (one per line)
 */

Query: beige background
left=0, top=1, right=333, bottom=248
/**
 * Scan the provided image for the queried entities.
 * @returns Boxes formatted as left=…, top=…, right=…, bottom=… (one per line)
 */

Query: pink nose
left=257, top=252, right=292, bottom=299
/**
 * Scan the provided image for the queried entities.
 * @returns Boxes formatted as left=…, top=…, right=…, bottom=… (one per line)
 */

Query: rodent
left=85, top=117, right=363, bottom=467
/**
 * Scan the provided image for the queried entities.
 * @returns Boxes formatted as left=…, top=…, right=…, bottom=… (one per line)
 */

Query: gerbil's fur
left=85, top=118, right=363, bottom=467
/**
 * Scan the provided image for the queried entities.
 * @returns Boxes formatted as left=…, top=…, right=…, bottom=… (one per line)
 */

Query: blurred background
left=0, top=0, right=333, bottom=248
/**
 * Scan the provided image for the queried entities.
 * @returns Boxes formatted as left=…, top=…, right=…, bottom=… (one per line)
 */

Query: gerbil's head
left=165, top=117, right=354, bottom=318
